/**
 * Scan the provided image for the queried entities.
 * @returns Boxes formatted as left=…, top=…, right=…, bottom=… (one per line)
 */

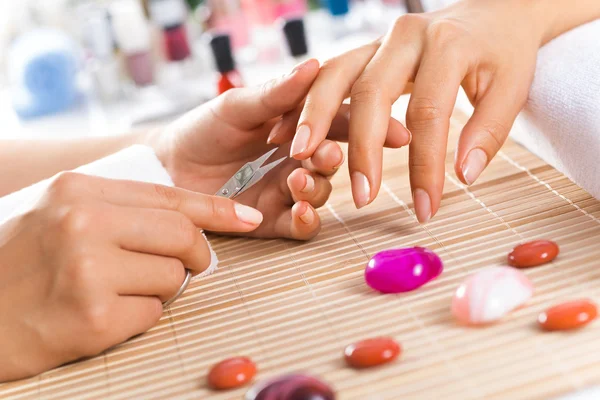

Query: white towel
left=0, top=145, right=218, bottom=278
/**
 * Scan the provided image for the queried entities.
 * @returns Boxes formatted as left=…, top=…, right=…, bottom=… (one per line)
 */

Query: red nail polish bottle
left=209, top=34, right=244, bottom=95
left=149, top=0, right=191, bottom=62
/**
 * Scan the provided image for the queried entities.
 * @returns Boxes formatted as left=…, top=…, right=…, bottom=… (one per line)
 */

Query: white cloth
left=0, top=144, right=218, bottom=278
left=422, top=0, right=600, bottom=199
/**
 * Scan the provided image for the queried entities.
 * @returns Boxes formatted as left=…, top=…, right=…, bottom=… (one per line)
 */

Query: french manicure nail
left=234, top=203, right=263, bottom=225
left=462, top=148, right=488, bottom=185
left=267, top=119, right=284, bottom=144
left=291, top=125, right=311, bottom=157
left=406, top=128, right=413, bottom=145
left=413, top=188, right=432, bottom=223
left=351, top=172, right=371, bottom=209
left=299, top=206, right=314, bottom=224
left=301, top=174, right=315, bottom=193
left=334, top=151, right=345, bottom=169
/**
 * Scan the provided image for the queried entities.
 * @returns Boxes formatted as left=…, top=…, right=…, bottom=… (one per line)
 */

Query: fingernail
left=291, top=125, right=311, bottom=157
left=413, top=189, right=432, bottom=223
left=267, top=118, right=284, bottom=144
left=301, top=174, right=315, bottom=193
left=234, top=203, right=263, bottom=225
left=299, top=206, right=314, bottom=224
left=351, top=172, right=371, bottom=209
left=291, top=58, right=312, bottom=75
left=406, top=128, right=413, bottom=145
left=462, top=148, right=488, bottom=185
left=334, top=150, right=345, bottom=169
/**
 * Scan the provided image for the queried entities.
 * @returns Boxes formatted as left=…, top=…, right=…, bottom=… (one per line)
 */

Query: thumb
left=213, top=58, right=320, bottom=130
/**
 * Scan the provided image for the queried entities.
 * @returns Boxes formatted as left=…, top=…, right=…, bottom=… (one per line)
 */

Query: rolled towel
left=0, top=145, right=218, bottom=278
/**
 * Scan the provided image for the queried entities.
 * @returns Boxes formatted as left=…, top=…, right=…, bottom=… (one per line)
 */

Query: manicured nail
left=462, top=148, right=488, bottom=185
left=413, top=188, right=431, bottom=223
left=267, top=118, right=284, bottom=144
left=351, top=172, right=371, bottom=209
left=291, top=58, right=312, bottom=75
left=406, top=128, right=413, bottom=145
left=291, top=125, right=311, bottom=157
left=299, top=206, right=314, bottom=224
left=301, top=174, right=315, bottom=193
left=234, top=203, right=263, bottom=225
left=333, top=148, right=345, bottom=169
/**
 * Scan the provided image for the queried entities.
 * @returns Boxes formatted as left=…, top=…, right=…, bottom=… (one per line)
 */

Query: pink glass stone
left=452, top=266, right=533, bottom=325
left=245, top=374, right=334, bottom=400
left=365, top=247, right=443, bottom=293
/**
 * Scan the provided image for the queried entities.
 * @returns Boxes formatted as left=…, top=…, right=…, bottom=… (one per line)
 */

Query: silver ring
left=163, top=269, right=192, bottom=308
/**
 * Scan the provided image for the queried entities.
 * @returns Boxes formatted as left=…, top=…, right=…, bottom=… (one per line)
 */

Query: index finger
left=212, top=58, right=320, bottom=130
left=61, top=174, right=263, bottom=232
left=290, top=41, right=382, bottom=160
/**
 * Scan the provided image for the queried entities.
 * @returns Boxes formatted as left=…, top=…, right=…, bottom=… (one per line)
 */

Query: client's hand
left=150, top=59, right=348, bottom=240
left=0, top=173, right=263, bottom=381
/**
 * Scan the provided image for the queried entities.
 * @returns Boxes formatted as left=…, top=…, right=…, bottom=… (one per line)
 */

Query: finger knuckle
left=66, top=252, right=97, bottom=290
left=426, top=19, right=467, bottom=46
left=407, top=97, right=443, bottom=126
left=49, top=172, right=84, bottom=199
left=177, top=215, right=198, bottom=251
left=80, top=303, right=112, bottom=343
left=153, top=184, right=181, bottom=210
left=351, top=76, right=385, bottom=105
left=392, top=13, right=428, bottom=34
left=481, top=119, right=510, bottom=149
left=55, top=204, right=94, bottom=236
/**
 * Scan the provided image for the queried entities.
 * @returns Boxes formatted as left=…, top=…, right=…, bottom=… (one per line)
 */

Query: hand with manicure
left=281, top=0, right=600, bottom=222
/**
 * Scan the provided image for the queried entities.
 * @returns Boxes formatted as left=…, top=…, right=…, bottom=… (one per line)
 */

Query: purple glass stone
left=245, top=374, right=335, bottom=400
left=365, top=247, right=443, bottom=293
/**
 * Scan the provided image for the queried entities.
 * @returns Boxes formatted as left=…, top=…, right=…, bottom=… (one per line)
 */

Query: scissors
left=162, top=147, right=287, bottom=307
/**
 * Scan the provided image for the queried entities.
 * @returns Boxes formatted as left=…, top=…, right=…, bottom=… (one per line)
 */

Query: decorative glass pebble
left=365, top=247, right=443, bottom=293
left=538, top=299, right=598, bottom=331
left=344, top=337, right=401, bottom=369
left=245, top=374, right=334, bottom=400
left=508, top=240, right=559, bottom=268
left=452, top=266, right=533, bottom=325
left=208, top=356, right=257, bottom=390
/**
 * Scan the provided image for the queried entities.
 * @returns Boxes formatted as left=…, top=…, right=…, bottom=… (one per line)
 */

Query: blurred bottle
left=209, top=33, right=243, bottom=94
left=207, top=0, right=251, bottom=51
left=83, top=7, right=122, bottom=101
left=149, top=0, right=192, bottom=62
left=110, top=0, right=155, bottom=86
left=282, top=18, right=309, bottom=65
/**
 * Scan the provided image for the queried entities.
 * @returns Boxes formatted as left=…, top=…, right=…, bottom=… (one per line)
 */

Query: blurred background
left=0, top=0, right=426, bottom=139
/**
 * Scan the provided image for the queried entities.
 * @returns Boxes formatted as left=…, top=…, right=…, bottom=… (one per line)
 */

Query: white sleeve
left=0, top=144, right=218, bottom=278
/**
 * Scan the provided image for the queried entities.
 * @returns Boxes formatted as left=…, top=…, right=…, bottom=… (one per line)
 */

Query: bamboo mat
left=2, top=109, right=600, bottom=400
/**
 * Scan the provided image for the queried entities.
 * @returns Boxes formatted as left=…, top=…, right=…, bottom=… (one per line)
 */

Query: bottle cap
left=325, top=0, right=349, bottom=16
left=282, top=18, right=308, bottom=57
left=209, top=34, right=235, bottom=73
left=149, top=0, right=188, bottom=29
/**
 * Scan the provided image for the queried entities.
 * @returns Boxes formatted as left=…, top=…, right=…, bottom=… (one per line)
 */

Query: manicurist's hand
left=0, top=173, right=263, bottom=381
left=287, top=0, right=600, bottom=222
left=149, top=59, right=357, bottom=240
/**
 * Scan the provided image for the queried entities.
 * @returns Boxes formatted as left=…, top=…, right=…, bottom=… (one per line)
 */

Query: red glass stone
left=508, top=240, right=559, bottom=268
left=538, top=299, right=598, bottom=331
left=344, top=337, right=401, bottom=369
left=208, top=356, right=257, bottom=390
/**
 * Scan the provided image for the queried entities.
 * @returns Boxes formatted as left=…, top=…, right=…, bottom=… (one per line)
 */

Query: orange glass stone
left=208, top=357, right=257, bottom=390
left=508, top=240, right=559, bottom=268
left=538, top=300, right=598, bottom=331
left=344, top=337, right=401, bottom=369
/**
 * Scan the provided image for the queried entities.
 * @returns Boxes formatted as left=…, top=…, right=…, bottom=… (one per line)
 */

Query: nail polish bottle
left=84, top=8, right=122, bottom=101
left=209, top=34, right=244, bottom=95
left=148, top=0, right=191, bottom=62
left=109, top=0, right=155, bottom=86
left=322, top=0, right=354, bottom=39
left=282, top=18, right=309, bottom=64
left=207, top=0, right=251, bottom=51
